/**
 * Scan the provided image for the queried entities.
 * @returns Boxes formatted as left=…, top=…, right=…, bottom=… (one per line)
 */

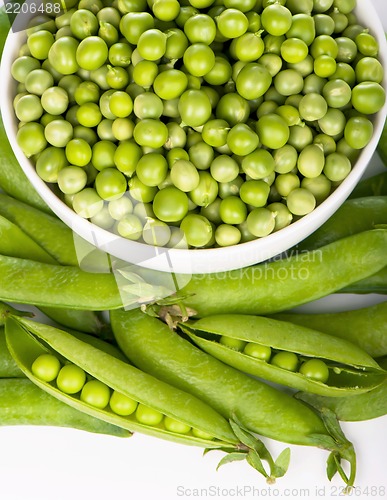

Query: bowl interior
left=1, top=2, right=387, bottom=274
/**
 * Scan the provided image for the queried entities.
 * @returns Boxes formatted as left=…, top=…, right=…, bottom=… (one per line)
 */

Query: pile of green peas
left=219, top=335, right=330, bottom=383
left=31, top=352, right=214, bottom=438
left=11, top=0, right=386, bottom=248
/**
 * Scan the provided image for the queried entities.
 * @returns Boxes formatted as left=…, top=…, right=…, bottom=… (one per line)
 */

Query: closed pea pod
left=181, top=314, right=386, bottom=397
left=111, top=308, right=357, bottom=489
left=4, top=317, right=285, bottom=479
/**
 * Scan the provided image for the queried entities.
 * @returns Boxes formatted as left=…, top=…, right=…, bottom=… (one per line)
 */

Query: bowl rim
left=1, top=1, right=387, bottom=275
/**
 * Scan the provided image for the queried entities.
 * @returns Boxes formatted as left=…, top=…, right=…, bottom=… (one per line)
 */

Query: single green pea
left=163, top=416, right=192, bottom=434
left=286, top=188, right=316, bottom=216
left=242, top=149, right=275, bottom=180
left=219, top=336, right=247, bottom=351
left=267, top=203, right=293, bottom=231
left=301, top=175, right=332, bottom=204
left=142, top=219, right=171, bottom=246
left=129, top=177, right=158, bottom=203
left=243, top=343, right=272, bottom=362
left=31, top=354, right=61, bottom=382
left=214, top=224, right=241, bottom=247
left=273, top=145, right=298, bottom=174
left=344, top=116, right=373, bottom=150
left=297, top=145, right=325, bottom=179
left=17, top=122, right=47, bottom=157
left=239, top=180, right=270, bottom=208
left=180, top=214, right=213, bottom=247
left=80, top=380, right=110, bottom=409
left=191, top=428, right=214, bottom=440
left=323, top=153, right=351, bottom=182
left=56, top=364, right=87, bottom=394
left=246, top=207, right=276, bottom=237
left=299, top=359, right=330, bottom=383
left=136, top=153, right=168, bottom=188
left=275, top=173, right=300, bottom=197
left=72, top=188, right=104, bottom=218
left=58, top=167, right=88, bottom=195
left=109, top=390, right=138, bottom=416
left=219, top=196, right=247, bottom=225
left=135, top=404, right=164, bottom=426
left=271, top=351, right=299, bottom=372
left=116, top=214, right=143, bottom=240
left=189, top=171, right=218, bottom=207
left=108, top=197, right=133, bottom=221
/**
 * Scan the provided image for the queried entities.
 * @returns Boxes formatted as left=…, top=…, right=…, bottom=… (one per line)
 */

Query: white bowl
left=1, top=2, right=387, bottom=275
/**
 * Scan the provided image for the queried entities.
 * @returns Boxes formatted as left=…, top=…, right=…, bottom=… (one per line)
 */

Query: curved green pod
left=171, top=229, right=387, bottom=317
left=0, top=255, right=123, bottom=310
left=339, top=267, right=387, bottom=295
left=0, top=327, right=24, bottom=377
left=0, top=194, right=78, bottom=266
left=270, top=301, right=387, bottom=358
left=182, top=315, right=386, bottom=397
left=5, top=316, right=240, bottom=450
left=0, top=378, right=129, bottom=437
left=111, top=308, right=357, bottom=488
left=296, top=358, right=387, bottom=422
left=297, top=197, right=387, bottom=251
left=349, top=172, right=387, bottom=199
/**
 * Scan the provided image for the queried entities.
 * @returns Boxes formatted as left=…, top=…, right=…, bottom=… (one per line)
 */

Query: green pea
left=116, top=214, right=143, bottom=240
left=323, top=153, right=351, bottom=182
left=170, top=160, right=200, bottom=192
left=32, top=354, right=61, bottom=382
left=274, top=69, right=304, bottom=96
left=219, top=336, right=247, bottom=351
left=56, top=364, right=87, bottom=394
left=214, top=224, right=241, bottom=247
left=355, top=32, right=378, bottom=57
left=17, top=122, right=47, bottom=158
left=273, top=145, right=298, bottom=174
left=322, top=79, right=352, bottom=108
left=299, top=359, right=330, bottom=383
left=133, top=119, right=168, bottom=149
left=180, top=214, right=213, bottom=247
left=136, top=153, right=168, bottom=187
left=256, top=113, right=289, bottom=149
left=318, top=108, right=346, bottom=137
left=299, top=93, right=328, bottom=121
left=239, top=180, right=270, bottom=208
left=11, top=56, right=41, bottom=83
left=109, top=391, right=138, bottom=416
left=114, top=141, right=142, bottom=176
left=192, top=428, right=214, bottom=440
left=246, top=207, right=276, bottom=237
left=301, top=175, right=332, bottom=204
left=271, top=352, right=299, bottom=372
left=128, top=177, right=157, bottom=203
left=142, top=219, right=171, bottom=247
left=219, top=196, right=247, bottom=225
left=297, top=145, right=325, bottom=179
left=242, top=149, right=275, bottom=180
left=267, top=203, right=293, bottom=231
left=72, top=188, right=104, bottom=218
left=80, top=380, right=110, bottom=409
left=189, top=171, right=218, bottom=207
left=344, top=116, right=373, bottom=150
left=313, top=134, right=337, bottom=155
left=243, top=343, right=272, bottom=362
left=286, top=188, right=316, bottom=216
left=91, top=140, right=116, bottom=171
left=135, top=404, right=164, bottom=426
left=58, top=167, right=88, bottom=195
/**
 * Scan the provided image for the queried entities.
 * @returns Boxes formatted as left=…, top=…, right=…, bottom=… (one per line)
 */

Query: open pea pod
left=4, top=316, right=239, bottom=451
left=181, top=315, right=386, bottom=397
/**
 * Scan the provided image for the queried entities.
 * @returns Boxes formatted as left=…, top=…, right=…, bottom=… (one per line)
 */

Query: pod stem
left=309, top=408, right=357, bottom=490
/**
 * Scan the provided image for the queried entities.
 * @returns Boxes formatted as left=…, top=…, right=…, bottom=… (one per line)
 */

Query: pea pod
left=297, top=197, right=387, bottom=252
left=349, top=172, right=387, bottom=199
left=6, top=316, right=283, bottom=475
left=0, top=327, right=24, bottom=377
left=0, top=205, right=107, bottom=333
left=111, top=308, right=357, bottom=488
left=339, top=267, right=387, bottom=295
left=0, top=193, right=78, bottom=266
left=166, top=229, right=387, bottom=317
left=0, top=255, right=123, bottom=310
left=270, top=301, right=387, bottom=358
left=181, top=315, right=386, bottom=397
left=0, top=378, right=130, bottom=437
left=296, top=358, right=387, bottom=422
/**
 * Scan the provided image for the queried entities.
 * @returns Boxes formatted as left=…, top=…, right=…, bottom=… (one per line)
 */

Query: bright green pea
left=109, top=391, right=138, bottom=415
left=239, top=180, right=270, bottom=208
left=58, top=166, right=88, bottom=195
left=143, top=219, right=171, bottom=246
left=170, top=160, right=200, bottom=192
left=164, top=417, right=191, bottom=434
left=95, top=168, right=127, bottom=201
left=192, top=428, right=214, bottom=440
left=72, top=188, right=104, bottom=218
left=44, top=120, right=73, bottom=148
left=298, top=93, right=328, bottom=121
left=301, top=175, right=332, bottom=204
left=246, top=207, right=276, bottom=237
left=227, top=123, right=259, bottom=156
left=108, top=196, right=133, bottom=220
left=108, top=91, right=133, bottom=118
left=112, top=118, right=135, bottom=141
left=25, top=69, right=54, bottom=96
left=243, top=343, right=272, bottom=361
left=17, top=122, right=47, bottom=158
left=219, top=336, right=247, bottom=351
left=32, top=354, right=61, bottom=382
left=344, top=116, right=373, bottom=150
left=271, top=351, right=299, bottom=371
left=65, top=138, right=92, bottom=166
left=314, top=55, right=337, bottom=78
left=27, top=30, right=55, bottom=60
left=36, top=146, right=68, bottom=183
left=135, top=404, right=164, bottom=426
left=286, top=188, right=316, bottom=216
left=351, top=82, right=386, bottom=115
left=217, top=8, right=249, bottom=38
left=261, top=4, right=292, bottom=36
left=214, top=224, right=241, bottom=247
left=297, top=144, right=325, bottom=178
left=15, top=95, right=43, bottom=122
left=210, top=156, right=239, bottom=183
left=152, top=186, right=189, bottom=222
left=256, top=113, right=289, bottom=149
left=129, top=177, right=157, bottom=203
left=219, top=196, right=247, bottom=225
left=133, top=119, right=169, bottom=148
left=116, top=214, right=143, bottom=240
left=91, top=140, right=116, bottom=170
left=115, top=140, right=142, bottom=176
left=313, top=134, right=336, bottom=155
left=273, top=145, right=298, bottom=174
left=267, top=202, right=293, bottom=231
left=323, top=153, right=351, bottom=182
left=80, top=380, right=110, bottom=409
left=189, top=171, right=218, bottom=207
left=11, top=56, right=41, bottom=83
left=76, top=36, right=108, bottom=71
left=180, top=213, right=213, bottom=247
left=318, top=108, right=346, bottom=136
left=135, top=153, right=168, bottom=188
left=299, top=359, right=330, bottom=383
left=56, top=364, right=86, bottom=394
left=242, top=149, right=275, bottom=180
left=76, top=102, right=102, bottom=127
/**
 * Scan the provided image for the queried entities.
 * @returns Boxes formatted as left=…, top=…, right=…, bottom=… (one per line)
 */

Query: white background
left=1, top=1, right=387, bottom=499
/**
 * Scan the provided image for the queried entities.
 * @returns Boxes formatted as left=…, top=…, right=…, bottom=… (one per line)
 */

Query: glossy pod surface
left=297, top=358, right=387, bottom=422
left=5, top=316, right=240, bottom=449
left=0, top=327, right=24, bottom=377
left=173, top=230, right=387, bottom=317
left=111, top=308, right=356, bottom=470
left=0, top=255, right=123, bottom=310
left=271, top=301, right=387, bottom=358
left=0, top=378, right=130, bottom=437
left=182, top=315, right=386, bottom=397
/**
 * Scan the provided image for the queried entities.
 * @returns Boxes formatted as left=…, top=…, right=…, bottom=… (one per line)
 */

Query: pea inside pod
left=181, top=314, right=386, bottom=397
left=5, top=316, right=249, bottom=453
